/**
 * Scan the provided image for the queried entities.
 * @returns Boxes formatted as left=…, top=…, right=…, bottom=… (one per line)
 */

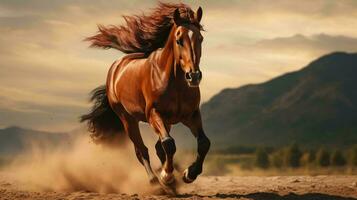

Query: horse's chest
left=157, top=89, right=199, bottom=123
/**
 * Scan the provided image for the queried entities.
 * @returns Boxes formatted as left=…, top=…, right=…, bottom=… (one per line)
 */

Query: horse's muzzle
left=185, top=70, right=202, bottom=87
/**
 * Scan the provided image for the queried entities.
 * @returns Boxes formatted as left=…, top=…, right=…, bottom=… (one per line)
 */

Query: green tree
left=270, top=150, right=284, bottom=168
left=300, top=152, right=310, bottom=167
left=285, top=143, right=302, bottom=168
left=307, top=149, right=316, bottom=163
left=255, top=147, right=269, bottom=169
left=330, top=150, right=346, bottom=166
left=316, top=148, right=330, bottom=167
left=349, top=145, right=357, bottom=166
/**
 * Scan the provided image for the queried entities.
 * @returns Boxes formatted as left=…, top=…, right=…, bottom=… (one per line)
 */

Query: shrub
left=330, top=150, right=346, bottom=166
left=284, top=143, right=302, bottom=168
left=300, top=152, right=310, bottom=167
left=270, top=150, right=284, bottom=168
left=316, top=148, right=330, bottom=167
left=254, top=147, right=269, bottom=169
left=349, top=145, right=357, bottom=166
left=307, top=149, right=316, bottom=163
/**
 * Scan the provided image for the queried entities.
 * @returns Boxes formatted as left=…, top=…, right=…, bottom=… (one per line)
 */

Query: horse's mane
left=85, top=2, right=202, bottom=55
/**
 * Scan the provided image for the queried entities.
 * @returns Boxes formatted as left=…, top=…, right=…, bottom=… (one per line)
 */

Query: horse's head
left=173, top=7, right=204, bottom=87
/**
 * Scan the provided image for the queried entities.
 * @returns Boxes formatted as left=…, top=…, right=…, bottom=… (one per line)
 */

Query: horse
left=81, top=2, right=210, bottom=188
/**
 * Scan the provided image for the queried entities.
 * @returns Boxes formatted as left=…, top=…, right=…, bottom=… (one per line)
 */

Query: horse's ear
left=173, top=8, right=182, bottom=25
left=195, top=7, right=203, bottom=23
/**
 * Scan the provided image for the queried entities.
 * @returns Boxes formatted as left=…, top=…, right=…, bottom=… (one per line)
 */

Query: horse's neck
left=152, top=26, right=185, bottom=89
left=157, top=26, right=176, bottom=75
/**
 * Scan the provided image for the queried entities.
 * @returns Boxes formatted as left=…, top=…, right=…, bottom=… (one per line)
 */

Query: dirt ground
left=0, top=175, right=356, bottom=200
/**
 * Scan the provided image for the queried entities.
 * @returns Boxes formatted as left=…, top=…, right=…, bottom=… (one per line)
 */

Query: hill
left=201, top=52, right=357, bottom=148
left=0, top=126, right=71, bottom=156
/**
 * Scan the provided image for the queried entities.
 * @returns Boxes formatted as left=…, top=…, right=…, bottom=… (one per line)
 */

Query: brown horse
left=81, top=2, right=210, bottom=187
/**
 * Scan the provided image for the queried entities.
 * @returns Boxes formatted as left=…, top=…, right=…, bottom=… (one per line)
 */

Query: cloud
left=200, top=34, right=357, bottom=101
left=256, top=34, right=357, bottom=54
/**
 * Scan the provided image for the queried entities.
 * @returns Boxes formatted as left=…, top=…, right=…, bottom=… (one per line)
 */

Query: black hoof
left=182, top=169, right=196, bottom=184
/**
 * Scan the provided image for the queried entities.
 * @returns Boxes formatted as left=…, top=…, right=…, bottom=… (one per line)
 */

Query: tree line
left=254, top=143, right=357, bottom=169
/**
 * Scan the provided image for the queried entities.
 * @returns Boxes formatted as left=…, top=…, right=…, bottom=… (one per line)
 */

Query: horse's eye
left=176, top=38, right=183, bottom=46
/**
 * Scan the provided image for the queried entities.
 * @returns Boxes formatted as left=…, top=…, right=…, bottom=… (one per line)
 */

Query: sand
left=1, top=175, right=356, bottom=200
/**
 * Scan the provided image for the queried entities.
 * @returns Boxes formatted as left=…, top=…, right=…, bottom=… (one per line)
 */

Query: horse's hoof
left=160, top=183, right=177, bottom=196
left=149, top=176, right=160, bottom=185
left=182, top=169, right=195, bottom=183
left=160, top=170, right=175, bottom=185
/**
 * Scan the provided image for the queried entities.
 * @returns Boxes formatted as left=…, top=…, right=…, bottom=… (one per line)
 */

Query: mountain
left=0, top=126, right=71, bottom=156
left=201, top=52, right=357, bottom=148
left=1, top=52, right=356, bottom=153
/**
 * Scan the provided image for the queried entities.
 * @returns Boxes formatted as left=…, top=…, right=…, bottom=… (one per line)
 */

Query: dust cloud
left=3, top=135, right=155, bottom=194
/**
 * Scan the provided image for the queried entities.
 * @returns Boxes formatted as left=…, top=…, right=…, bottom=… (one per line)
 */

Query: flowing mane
left=85, top=2, right=203, bottom=55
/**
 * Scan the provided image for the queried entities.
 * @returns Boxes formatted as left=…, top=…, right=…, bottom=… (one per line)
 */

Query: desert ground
left=0, top=136, right=356, bottom=200
left=0, top=174, right=356, bottom=200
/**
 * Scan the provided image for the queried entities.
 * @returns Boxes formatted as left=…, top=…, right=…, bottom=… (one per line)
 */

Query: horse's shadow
left=177, top=192, right=357, bottom=200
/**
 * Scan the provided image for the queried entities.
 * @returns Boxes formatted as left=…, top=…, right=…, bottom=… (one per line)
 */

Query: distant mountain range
left=201, top=52, right=357, bottom=148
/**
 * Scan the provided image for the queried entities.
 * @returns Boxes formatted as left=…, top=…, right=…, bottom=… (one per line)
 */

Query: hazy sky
left=1, top=0, right=357, bottom=131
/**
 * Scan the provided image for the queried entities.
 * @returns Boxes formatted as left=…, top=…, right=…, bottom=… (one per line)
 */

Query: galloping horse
left=81, top=2, right=210, bottom=187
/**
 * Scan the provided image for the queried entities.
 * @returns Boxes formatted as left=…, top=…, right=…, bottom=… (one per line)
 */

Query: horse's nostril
left=197, top=71, right=202, bottom=79
left=185, top=72, right=191, bottom=80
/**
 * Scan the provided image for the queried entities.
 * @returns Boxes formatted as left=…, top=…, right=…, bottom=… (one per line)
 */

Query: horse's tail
left=80, top=85, right=125, bottom=145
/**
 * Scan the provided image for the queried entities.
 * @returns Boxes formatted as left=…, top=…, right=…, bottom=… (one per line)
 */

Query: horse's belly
left=117, top=83, right=146, bottom=119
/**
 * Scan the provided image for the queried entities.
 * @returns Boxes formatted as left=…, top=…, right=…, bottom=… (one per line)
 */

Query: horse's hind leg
left=121, top=117, right=158, bottom=184
left=182, top=110, right=211, bottom=183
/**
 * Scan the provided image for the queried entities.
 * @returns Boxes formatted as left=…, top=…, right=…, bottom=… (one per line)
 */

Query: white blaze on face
left=188, top=29, right=196, bottom=65
left=188, top=30, right=194, bottom=40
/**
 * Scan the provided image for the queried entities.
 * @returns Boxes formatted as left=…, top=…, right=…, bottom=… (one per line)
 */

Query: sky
left=1, top=0, right=357, bottom=131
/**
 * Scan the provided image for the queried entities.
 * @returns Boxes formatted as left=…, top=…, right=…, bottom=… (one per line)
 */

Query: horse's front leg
left=182, top=110, right=211, bottom=183
left=148, top=108, right=176, bottom=185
